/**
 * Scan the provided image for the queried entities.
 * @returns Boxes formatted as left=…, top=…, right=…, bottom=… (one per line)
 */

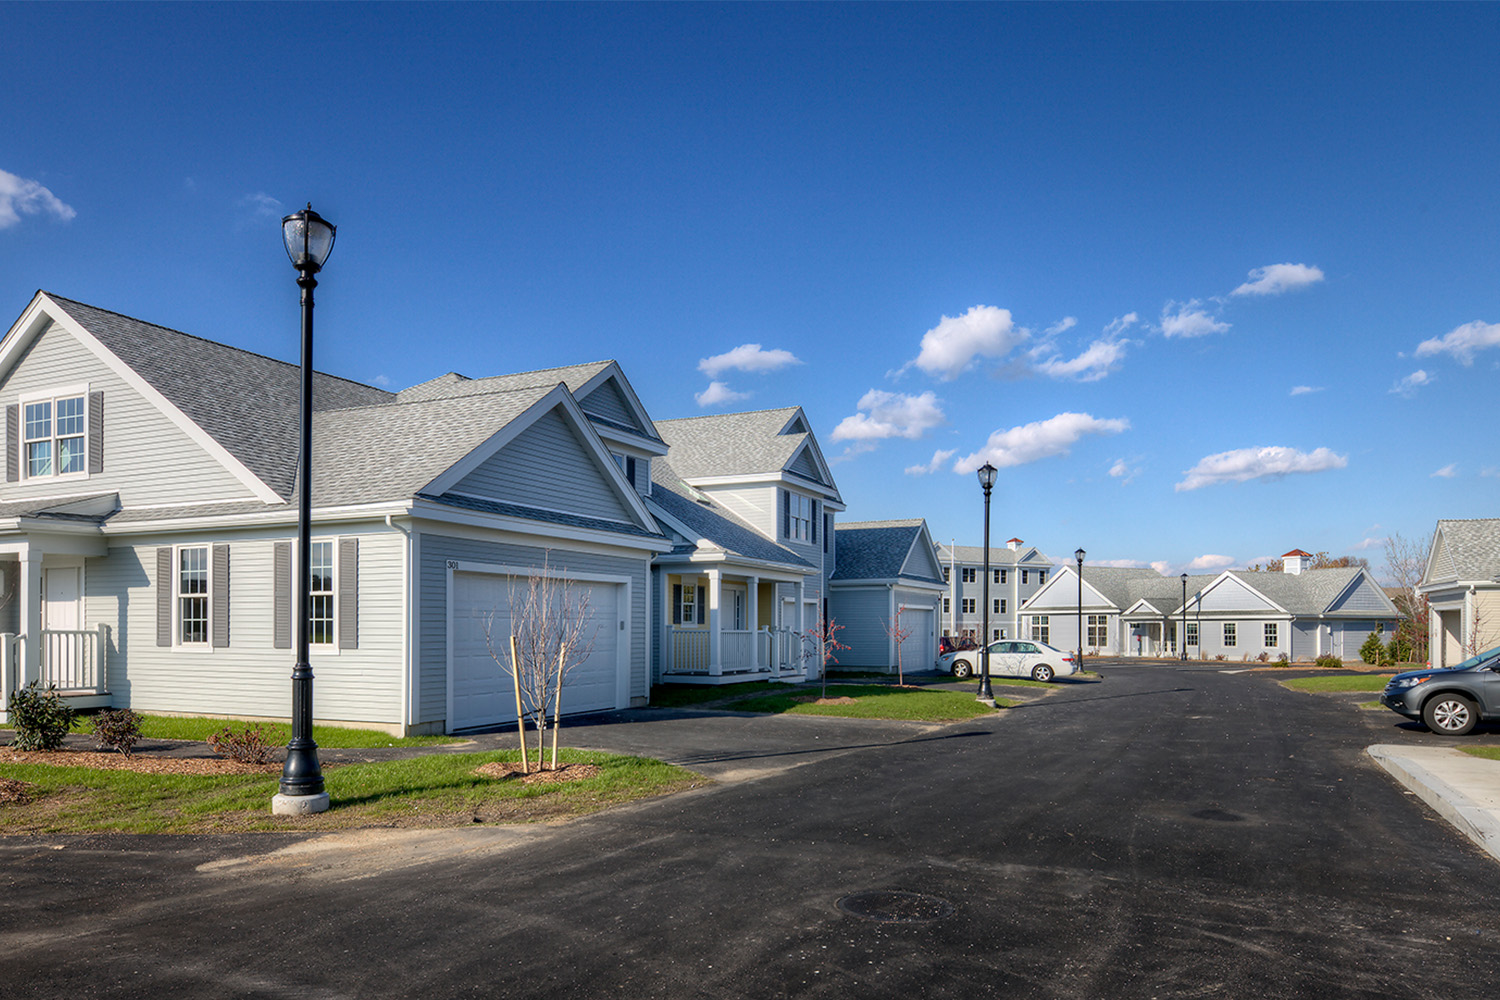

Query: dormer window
left=23, top=392, right=87, bottom=478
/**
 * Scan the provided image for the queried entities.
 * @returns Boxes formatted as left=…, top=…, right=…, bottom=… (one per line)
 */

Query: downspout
left=386, top=514, right=414, bottom=732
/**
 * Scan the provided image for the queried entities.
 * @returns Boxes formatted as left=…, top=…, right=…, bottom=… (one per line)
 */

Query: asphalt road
left=4, top=662, right=1500, bottom=999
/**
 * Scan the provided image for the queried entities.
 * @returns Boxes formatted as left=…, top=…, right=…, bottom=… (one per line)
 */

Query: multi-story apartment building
left=934, top=538, right=1055, bottom=642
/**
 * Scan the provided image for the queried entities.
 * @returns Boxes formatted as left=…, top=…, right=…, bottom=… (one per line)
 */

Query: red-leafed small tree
left=801, top=615, right=850, bottom=699
left=882, top=608, right=915, bottom=686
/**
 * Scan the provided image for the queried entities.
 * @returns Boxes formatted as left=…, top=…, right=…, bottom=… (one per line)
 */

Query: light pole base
left=975, top=696, right=997, bottom=708
left=271, top=791, right=330, bottom=816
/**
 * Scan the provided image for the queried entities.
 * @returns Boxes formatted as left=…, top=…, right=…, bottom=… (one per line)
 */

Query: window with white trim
left=310, top=540, right=335, bottom=646
left=1087, top=614, right=1108, bottom=647
left=1039, top=570, right=1047, bottom=585
left=943, top=597, right=950, bottom=614
left=1022, top=570, right=1030, bottom=584
left=1264, top=622, right=1278, bottom=647
left=999, top=569, right=1008, bottom=584
left=1029, top=615, right=1049, bottom=644
left=962, top=568, right=976, bottom=583
left=962, top=598, right=975, bottom=614
left=943, top=567, right=950, bottom=582
left=1223, top=622, right=1237, bottom=647
left=178, top=546, right=209, bottom=645
left=1186, top=622, right=1199, bottom=646
left=993, top=598, right=1002, bottom=614
left=785, top=491, right=812, bottom=542
left=24, top=394, right=87, bottom=478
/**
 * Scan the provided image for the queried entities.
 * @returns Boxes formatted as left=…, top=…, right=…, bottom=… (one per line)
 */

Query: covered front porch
left=0, top=513, right=114, bottom=723
left=659, top=565, right=814, bottom=685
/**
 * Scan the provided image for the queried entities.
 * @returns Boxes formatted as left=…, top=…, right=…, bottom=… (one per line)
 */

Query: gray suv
left=1380, top=645, right=1500, bottom=736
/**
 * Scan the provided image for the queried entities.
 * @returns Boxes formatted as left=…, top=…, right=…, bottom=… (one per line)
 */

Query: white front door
left=42, top=566, right=82, bottom=688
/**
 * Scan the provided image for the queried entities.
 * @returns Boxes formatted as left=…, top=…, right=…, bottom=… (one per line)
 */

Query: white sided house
left=0, top=292, right=671, bottom=734
left=1024, top=550, right=1399, bottom=661
left=648, top=408, right=844, bottom=684
left=1420, top=519, right=1500, bottom=668
left=828, top=519, right=946, bottom=674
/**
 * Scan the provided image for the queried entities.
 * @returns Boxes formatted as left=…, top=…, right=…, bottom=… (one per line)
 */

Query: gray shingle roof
left=51, top=295, right=394, bottom=501
left=648, top=459, right=812, bottom=569
left=832, top=519, right=942, bottom=584
left=1429, top=519, right=1500, bottom=583
left=421, top=492, right=664, bottom=540
left=396, top=362, right=613, bottom=402
left=654, top=408, right=813, bottom=481
left=1232, top=567, right=1369, bottom=616
left=936, top=542, right=1053, bottom=567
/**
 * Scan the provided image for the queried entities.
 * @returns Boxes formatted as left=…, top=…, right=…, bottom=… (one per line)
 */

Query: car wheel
left=1423, top=694, right=1479, bottom=736
left=1031, top=664, right=1054, bottom=683
left=952, top=659, right=973, bottom=679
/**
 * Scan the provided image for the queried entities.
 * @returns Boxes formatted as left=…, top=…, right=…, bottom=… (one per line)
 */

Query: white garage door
left=450, top=571, right=623, bottom=732
left=898, top=608, right=934, bottom=672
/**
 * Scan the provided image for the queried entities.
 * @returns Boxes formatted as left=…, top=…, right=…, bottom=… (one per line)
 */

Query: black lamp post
left=1075, top=548, right=1085, bottom=671
left=273, top=204, right=335, bottom=815
left=976, top=463, right=997, bottom=706
left=1180, top=572, right=1188, bottom=662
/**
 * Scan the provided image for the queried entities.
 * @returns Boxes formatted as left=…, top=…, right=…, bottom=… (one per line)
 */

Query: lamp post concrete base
left=271, top=791, right=330, bottom=816
left=976, top=695, right=997, bottom=708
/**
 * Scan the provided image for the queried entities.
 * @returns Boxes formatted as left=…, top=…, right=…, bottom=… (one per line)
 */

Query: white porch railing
left=667, top=626, right=808, bottom=678
left=41, top=627, right=106, bottom=693
left=672, top=630, right=710, bottom=672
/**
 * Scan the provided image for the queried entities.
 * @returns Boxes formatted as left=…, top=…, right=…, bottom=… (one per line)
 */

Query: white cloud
left=954, top=412, right=1129, bottom=473
left=1044, top=317, right=1078, bottom=336
left=1391, top=370, right=1434, bottom=397
left=1351, top=536, right=1385, bottom=551
left=831, top=390, right=945, bottom=443
left=1482, top=467, right=1500, bottom=479
left=1432, top=463, right=1458, bottom=479
left=1149, top=560, right=1174, bottom=576
left=1188, top=554, right=1236, bottom=571
left=911, top=305, right=1027, bottom=380
left=1159, top=300, right=1229, bottom=339
left=1414, top=320, right=1500, bottom=366
left=694, top=380, right=750, bottom=407
left=1175, top=445, right=1348, bottom=491
left=1092, top=558, right=1150, bottom=569
left=239, top=192, right=282, bottom=219
left=698, top=344, right=802, bottom=378
left=1108, top=457, right=1140, bottom=484
left=1289, top=385, right=1323, bottom=396
left=371, top=374, right=392, bottom=387
left=1231, top=263, right=1326, bottom=297
left=1104, top=313, right=1140, bottom=336
left=905, top=448, right=956, bottom=476
left=1034, top=337, right=1129, bottom=382
left=0, top=169, right=75, bottom=229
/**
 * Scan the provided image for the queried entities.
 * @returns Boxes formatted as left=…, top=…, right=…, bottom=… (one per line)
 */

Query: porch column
left=661, top=572, right=673, bottom=675
left=707, top=568, right=723, bottom=676
left=747, top=576, right=759, bottom=669
left=19, top=548, right=41, bottom=687
left=795, top=578, right=807, bottom=675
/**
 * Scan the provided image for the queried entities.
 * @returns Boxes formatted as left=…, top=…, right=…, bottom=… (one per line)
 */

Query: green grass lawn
left=1462, top=747, right=1500, bottom=761
left=123, top=715, right=457, bottom=748
left=0, top=749, right=702, bottom=834
left=649, top=681, right=785, bottom=708
left=945, top=674, right=1056, bottom=690
left=727, top=683, right=1009, bottom=720
left=1280, top=674, right=1393, bottom=693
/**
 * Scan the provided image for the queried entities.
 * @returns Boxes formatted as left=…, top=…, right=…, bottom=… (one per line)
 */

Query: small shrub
left=1359, top=632, right=1387, bottom=666
left=8, top=682, right=77, bottom=751
left=1387, top=634, right=1414, bottom=664
left=1276, top=652, right=1290, bottom=665
left=90, top=709, right=142, bottom=756
left=1214, top=654, right=1227, bottom=661
left=1256, top=651, right=1269, bottom=663
left=207, top=724, right=278, bottom=765
left=1314, top=654, right=1343, bottom=669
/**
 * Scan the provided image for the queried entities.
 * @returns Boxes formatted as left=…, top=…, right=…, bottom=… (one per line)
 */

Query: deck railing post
left=0, top=633, right=13, bottom=724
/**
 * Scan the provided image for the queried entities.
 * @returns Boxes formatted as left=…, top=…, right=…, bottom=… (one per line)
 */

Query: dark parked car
left=1380, top=645, right=1500, bottom=735
left=939, top=636, right=977, bottom=655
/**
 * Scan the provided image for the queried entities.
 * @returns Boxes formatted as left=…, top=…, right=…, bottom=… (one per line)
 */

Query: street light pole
left=976, top=463, right=997, bottom=707
left=1075, top=548, right=1085, bottom=672
left=273, top=204, right=335, bottom=816
left=1180, top=572, right=1188, bottom=662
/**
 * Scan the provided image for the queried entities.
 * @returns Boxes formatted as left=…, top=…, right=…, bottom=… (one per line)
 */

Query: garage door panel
left=451, top=572, right=621, bottom=732
left=899, top=609, right=934, bottom=672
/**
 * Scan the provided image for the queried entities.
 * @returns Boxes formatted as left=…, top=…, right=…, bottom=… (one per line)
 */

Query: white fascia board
left=1420, top=527, right=1447, bottom=588
left=653, top=551, right=808, bottom=580
left=687, top=471, right=844, bottom=504
left=409, top=496, right=672, bottom=554
left=592, top=423, right=670, bottom=457
left=1121, top=599, right=1164, bottom=617
left=574, top=364, right=668, bottom=448
left=28, top=294, right=284, bottom=504
left=642, top=497, right=700, bottom=544
left=421, top=384, right=659, bottom=533
left=99, top=500, right=415, bottom=535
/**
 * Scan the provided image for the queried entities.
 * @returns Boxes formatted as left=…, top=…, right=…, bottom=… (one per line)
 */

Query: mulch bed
left=473, top=761, right=601, bottom=785
left=0, top=748, right=281, bottom=776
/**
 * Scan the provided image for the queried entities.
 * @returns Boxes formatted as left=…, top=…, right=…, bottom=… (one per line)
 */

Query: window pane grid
left=179, top=547, right=208, bottom=644
left=310, top=541, right=334, bottom=645
left=22, top=395, right=87, bottom=478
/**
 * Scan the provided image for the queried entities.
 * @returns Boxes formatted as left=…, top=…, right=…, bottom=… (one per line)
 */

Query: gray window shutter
left=88, top=391, right=104, bottom=475
left=5, top=405, right=16, bottom=483
left=211, top=544, right=230, bottom=648
left=338, top=537, right=358, bottom=649
left=156, top=547, right=173, bottom=647
left=811, top=500, right=818, bottom=544
left=672, top=584, right=682, bottom=625
left=273, top=541, right=291, bottom=649
left=782, top=490, right=790, bottom=539
left=696, top=586, right=706, bottom=626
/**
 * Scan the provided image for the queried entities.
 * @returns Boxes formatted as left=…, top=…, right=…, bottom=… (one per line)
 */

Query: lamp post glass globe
left=282, top=205, right=336, bottom=272
left=976, top=462, right=998, bottom=491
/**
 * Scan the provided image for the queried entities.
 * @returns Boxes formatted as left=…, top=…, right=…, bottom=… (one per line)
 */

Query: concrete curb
left=1368, top=744, right=1500, bottom=863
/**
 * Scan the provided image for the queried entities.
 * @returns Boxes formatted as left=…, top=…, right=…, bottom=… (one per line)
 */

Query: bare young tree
left=1383, top=531, right=1430, bottom=664
left=882, top=607, right=914, bottom=686
left=800, top=615, right=849, bottom=700
left=483, top=557, right=598, bottom=772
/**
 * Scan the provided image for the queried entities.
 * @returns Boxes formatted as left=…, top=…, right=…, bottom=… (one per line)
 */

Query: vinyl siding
left=1292, top=622, right=1319, bottom=661
left=828, top=586, right=890, bottom=667
left=787, top=448, right=820, bottom=481
left=0, top=321, right=256, bottom=504
left=83, top=526, right=406, bottom=724
left=703, top=485, right=778, bottom=541
left=416, top=531, right=648, bottom=726
left=450, top=408, right=636, bottom=524
left=578, top=379, right=637, bottom=430
left=1200, top=577, right=1278, bottom=613
left=1328, top=575, right=1394, bottom=614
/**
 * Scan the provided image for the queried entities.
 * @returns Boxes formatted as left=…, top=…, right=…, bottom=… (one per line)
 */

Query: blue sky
left=4, top=3, right=1497, bottom=578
